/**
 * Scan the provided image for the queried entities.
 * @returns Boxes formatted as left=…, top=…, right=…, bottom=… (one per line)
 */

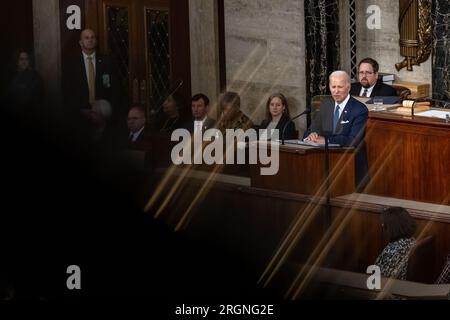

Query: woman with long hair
left=259, top=93, right=297, bottom=140
left=1, top=49, right=43, bottom=116
left=375, top=206, right=417, bottom=280
left=159, top=93, right=187, bottom=133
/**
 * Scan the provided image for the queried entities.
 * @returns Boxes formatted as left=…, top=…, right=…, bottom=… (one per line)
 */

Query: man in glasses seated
left=350, top=57, right=397, bottom=97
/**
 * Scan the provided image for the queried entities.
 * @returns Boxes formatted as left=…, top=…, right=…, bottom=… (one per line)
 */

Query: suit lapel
left=371, top=83, right=380, bottom=97
left=335, top=97, right=352, bottom=133
left=203, top=117, right=215, bottom=131
left=79, top=54, right=89, bottom=94
left=356, top=83, right=363, bottom=96
left=95, top=54, right=102, bottom=91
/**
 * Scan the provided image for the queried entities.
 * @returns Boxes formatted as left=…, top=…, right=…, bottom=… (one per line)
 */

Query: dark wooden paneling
left=169, top=0, right=191, bottom=101
left=250, top=145, right=355, bottom=197
left=366, top=112, right=450, bottom=204
left=217, top=0, right=226, bottom=91
left=85, top=0, right=99, bottom=32
left=144, top=172, right=450, bottom=287
left=93, top=0, right=191, bottom=110
left=1, top=2, right=34, bottom=89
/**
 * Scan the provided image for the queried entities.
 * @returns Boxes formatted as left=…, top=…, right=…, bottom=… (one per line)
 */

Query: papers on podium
left=277, top=139, right=341, bottom=148
left=415, top=110, right=450, bottom=120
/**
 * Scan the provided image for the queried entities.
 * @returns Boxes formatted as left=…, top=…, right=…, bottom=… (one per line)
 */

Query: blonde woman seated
left=259, top=93, right=297, bottom=141
left=375, top=207, right=417, bottom=280
left=216, top=91, right=253, bottom=133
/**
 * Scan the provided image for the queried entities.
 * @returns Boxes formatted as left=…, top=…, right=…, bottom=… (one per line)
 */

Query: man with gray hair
left=127, top=106, right=149, bottom=143
left=304, top=70, right=369, bottom=191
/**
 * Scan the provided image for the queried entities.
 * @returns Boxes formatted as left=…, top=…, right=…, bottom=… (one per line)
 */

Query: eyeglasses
left=358, top=71, right=375, bottom=76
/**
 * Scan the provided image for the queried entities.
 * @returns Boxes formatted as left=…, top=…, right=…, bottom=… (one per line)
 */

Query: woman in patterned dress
left=375, top=206, right=417, bottom=280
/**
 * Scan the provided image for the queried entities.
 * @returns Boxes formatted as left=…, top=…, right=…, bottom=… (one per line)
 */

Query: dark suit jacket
left=350, top=81, right=397, bottom=97
left=304, top=96, right=369, bottom=190
left=183, top=117, right=216, bottom=134
left=63, top=52, right=124, bottom=144
left=129, top=126, right=152, bottom=144
left=63, top=52, right=119, bottom=114
left=259, top=114, right=297, bottom=140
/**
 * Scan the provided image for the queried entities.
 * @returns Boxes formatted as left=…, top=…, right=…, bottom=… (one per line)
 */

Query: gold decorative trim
left=396, top=0, right=432, bottom=71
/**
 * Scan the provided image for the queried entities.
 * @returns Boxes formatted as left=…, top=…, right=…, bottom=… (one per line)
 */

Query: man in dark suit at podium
left=350, top=58, right=397, bottom=97
left=304, top=71, right=369, bottom=191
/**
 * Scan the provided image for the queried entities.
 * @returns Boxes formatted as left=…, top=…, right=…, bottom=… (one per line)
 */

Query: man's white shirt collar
left=82, top=51, right=96, bottom=61
left=130, top=126, right=145, bottom=142
left=360, top=83, right=376, bottom=97
left=335, top=94, right=351, bottom=119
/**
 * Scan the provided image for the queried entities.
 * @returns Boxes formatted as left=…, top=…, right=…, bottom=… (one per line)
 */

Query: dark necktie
left=363, top=88, right=369, bottom=97
left=333, top=105, right=340, bottom=132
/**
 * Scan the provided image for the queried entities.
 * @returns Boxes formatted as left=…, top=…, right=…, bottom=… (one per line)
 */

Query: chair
left=391, top=84, right=411, bottom=102
left=310, top=95, right=334, bottom=135
left=406, top=235, right=435, bottom=283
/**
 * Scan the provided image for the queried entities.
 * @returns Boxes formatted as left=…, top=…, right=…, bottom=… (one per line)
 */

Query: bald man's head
left=329, top=71, right=351, bottom=104
left=79, top=29, right=97, bottom=54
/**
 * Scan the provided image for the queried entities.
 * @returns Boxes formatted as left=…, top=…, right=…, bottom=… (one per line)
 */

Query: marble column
left=32, top=0, right=62, bottom=108
left=224, top=0, right=307, bottom=132
left=432, top=0, right=450, bottom=100
left=189, top=0, right=221, bottom=110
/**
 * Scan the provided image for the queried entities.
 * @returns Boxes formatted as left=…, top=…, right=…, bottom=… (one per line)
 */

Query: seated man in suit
left=184, top=93, right=216, bottom=134
left=350, top=57, right=397, bottom=97
left=304, top=71, right=369, bottom=191
left=127, top=106, right=149, bottom=143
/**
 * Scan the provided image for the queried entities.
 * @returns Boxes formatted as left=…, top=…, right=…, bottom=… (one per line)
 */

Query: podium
left=250, top=143, right=355, bottom=197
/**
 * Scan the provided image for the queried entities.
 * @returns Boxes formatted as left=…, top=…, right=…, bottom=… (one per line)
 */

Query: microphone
left=151, top=79, right=184, bottom=115
left=281, top=109, right=311, bottom=145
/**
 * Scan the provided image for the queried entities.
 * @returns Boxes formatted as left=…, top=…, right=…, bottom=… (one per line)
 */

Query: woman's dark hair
left=12, top=49, right=34, bottom=69
left=218, top=91, right=240, bottom=115
left=170, top=92, right=187, bottom=111
left=381, top=206, right=417, bottom=242
left=264, top=93, right=290, bottom=121
left=168, top=92, right=189, bottom=121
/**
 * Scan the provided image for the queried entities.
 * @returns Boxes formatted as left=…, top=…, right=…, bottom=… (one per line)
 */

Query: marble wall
left=304, top=0, right=340, bottom=104
left=189, top=0, right=221, bottom=108
left=223, top=0, right=307, bottom=131
left=33, top=0, right=62, bottom=107
left=355, top=0, right=432, bottom=84
left=432, top=0, right=450, bottom=100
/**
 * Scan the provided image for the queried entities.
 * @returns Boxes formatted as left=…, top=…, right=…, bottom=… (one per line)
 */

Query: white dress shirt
left=194, top=116, right=207, bottom=134
left=130, top=126, right=145, bottom=142
left=335, top=94, right=351, bottom=118
left=359, top=83, right=376, bottom=97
